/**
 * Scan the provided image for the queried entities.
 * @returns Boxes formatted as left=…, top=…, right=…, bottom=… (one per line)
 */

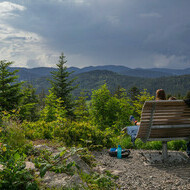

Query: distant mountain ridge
left=9, top=65, right=190, bottom=81
left=7, top=65, right=190, bottom=98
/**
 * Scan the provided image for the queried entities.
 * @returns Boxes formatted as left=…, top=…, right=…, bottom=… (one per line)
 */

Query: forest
left=0, top=54, right=190, bottom=189
left=9, top=64, right=190, bottom=97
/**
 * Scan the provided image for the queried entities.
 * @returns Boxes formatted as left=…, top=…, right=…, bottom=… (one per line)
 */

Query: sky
left=0, top=0, right=190, bottom=69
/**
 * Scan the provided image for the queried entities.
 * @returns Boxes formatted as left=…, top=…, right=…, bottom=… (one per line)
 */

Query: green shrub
left=80, top=171, right=118, bottom=190
left=21, top=120, right=55, bottom=140
left=53, top=121, right=115, bottom=148
left=90, top=84, right=133, bottom=132
left=22, top=120, right=116, bottom=148
left=0, top=145, right=38, bottom=190
left=168, top=140, right=187, bottom=151
left=135, top=139, right=162, bottom=150
left=1, top=118, right=27, bottom=150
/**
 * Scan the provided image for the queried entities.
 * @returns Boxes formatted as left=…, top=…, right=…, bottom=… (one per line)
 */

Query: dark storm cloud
left=4, top=0, right=190, bottom=68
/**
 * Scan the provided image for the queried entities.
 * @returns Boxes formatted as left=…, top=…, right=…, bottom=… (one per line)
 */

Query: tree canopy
left=50, top=53, right=77, bottom=116
left=0, top=60, right=23, bottom=112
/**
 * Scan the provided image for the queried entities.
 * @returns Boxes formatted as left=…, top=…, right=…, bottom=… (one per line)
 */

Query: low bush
left=0, top=117, right=34, bottom=154
left=21, top=120, right=116, bottom=148
left=0, top=144, right=38, bottom=190
left=115, top=134, right=187, bottom=151
left=168, top=140, right=187, bottom=151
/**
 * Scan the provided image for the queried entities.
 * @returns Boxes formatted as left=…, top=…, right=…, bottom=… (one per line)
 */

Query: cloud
left=0, top=1, right=25, bottom=18
left=0, top=0, right=190, bottom=69
left=0, top=1, right=60, bottom=68
left=151, top=54, right=188, bottom=69
left=0, top=23, right=59, bottom=68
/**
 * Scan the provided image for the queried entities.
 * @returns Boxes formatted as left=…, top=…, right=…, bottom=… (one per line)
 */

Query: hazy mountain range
left=10, top=65, right=190, bottom=81
left=9, top=65, right=190, bottom=97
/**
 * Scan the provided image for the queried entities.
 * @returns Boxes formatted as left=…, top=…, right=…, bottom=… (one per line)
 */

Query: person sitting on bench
left=123, top=89, right=166, bottom=145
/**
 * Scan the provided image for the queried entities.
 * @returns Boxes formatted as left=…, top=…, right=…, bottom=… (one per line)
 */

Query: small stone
left=25, top=161, right=35, bottom=170
left=0, top=164, right=3, bottom=170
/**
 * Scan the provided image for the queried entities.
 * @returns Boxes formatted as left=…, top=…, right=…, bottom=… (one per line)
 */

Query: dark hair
left=168, top=96, right=177, bottom=100
left=156, top=89, right=166, bottom=100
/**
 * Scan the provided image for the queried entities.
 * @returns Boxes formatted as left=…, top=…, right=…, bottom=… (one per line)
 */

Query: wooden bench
left=136, top=100, right=190, bottom=160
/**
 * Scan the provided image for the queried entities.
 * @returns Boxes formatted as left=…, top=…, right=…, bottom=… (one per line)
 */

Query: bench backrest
left=136, top=100, right=190, bottom=143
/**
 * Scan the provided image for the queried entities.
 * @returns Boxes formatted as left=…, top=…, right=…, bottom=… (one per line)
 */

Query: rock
left=110, top=169, right=123, bottom=175
left=93, top=165, right=107, bottom=173
left=42, top=171, right=70, bottom=188
left=92, top=149, right=190, bottom=189
left=33, top=145, right=52, bottom=152
left=0, top=164, right=3, bottom=170
left=25, top=161, right=35, bottom=170
left=68, top=154, right=92, bottom=174
left=66, top=173, right=88, bottom=189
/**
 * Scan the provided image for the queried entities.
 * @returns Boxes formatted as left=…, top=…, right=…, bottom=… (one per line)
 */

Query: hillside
left=72, top=70, right=190, bottom=97
left=27, top=70, right=190, bottom=98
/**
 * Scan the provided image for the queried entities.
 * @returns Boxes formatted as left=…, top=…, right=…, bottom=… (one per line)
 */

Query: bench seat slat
left=136, top=100, right=190, bottom=142
left=141, top=118, right=190, bottom=122
left=142, top=109, right=190, bottom=113
left=142, top=112, right=190, bottom=116
left=147, top=137, right=190, bottom=141
left=137, top=130, right=190, bottom=138
left=140, top=120, right=190, bottom=125
left=144, top=100, right=187, bottom=106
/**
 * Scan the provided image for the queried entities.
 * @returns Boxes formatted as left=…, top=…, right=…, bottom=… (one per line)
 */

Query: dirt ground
left=93, top=149, right=190, bottom=190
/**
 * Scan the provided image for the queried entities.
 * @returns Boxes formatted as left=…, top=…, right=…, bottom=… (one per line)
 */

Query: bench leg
left=162, top=141, right=168, bottom=161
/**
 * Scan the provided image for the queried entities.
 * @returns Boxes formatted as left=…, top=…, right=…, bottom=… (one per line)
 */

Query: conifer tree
left=127, top=86, right=140, bottom=101
left=19, top=84, right=39, bottom=121
left=0, top=60, right=22, bottom=112
left=50, top=53, right=77, bottom=116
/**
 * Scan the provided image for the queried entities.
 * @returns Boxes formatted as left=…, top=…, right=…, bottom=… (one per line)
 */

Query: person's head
left=156, top=89, right=166, bottom=100
left=168, top=96, right=177, bottom=100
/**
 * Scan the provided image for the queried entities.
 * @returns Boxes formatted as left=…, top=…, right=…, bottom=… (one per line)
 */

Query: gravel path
left=93, top=149, right=190, bottom=190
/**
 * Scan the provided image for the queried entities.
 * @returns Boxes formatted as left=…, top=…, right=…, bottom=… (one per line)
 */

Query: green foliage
left=1, top=115, right=26, bottom=150
left=21, top=120, right=57, bottom=140
left=40, top=90, right=66, bottom=122
left=0, top=60, right=23, bottom=112
left=80, top=171, right=118, bottom=190
left=54, top=121, right=115, bottom=147
left=168, top=140, right=187, bottom=151
left=34, top=147, right=85, bottom=178
left=38, top=88, right=46, bottom=110
left=133, top=89, right=155, bottom=118
left=117, top=135, right=187, bottom=151
left=74, top=91, right=89, bottom=121
left=127, top=86, right=140, bottom=101
left=112, top=94, right=134, bottom=131
left=71, top=70, right=190, bottom=99
left=19, top=84, right=39, bottom=121
left=90, top=84, right=133, bottom=131
left=0, top=145, right=38, bottom=190
left=113, top=135, right=134, bottom=149
left=135, top=139, right=162, bottom=150
left=113, top=85, right=126, bottom=99
left=90, top=84, right=113, bottom=128
left=22, top=120, right=115, bottom=148
left=50, top=52, right=77, bottom=116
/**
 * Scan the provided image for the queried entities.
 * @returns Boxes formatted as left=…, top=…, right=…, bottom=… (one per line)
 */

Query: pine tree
left=0, top=60, right=23, bottom=112
left=74, top=91, right=89, bottom=120
left=50, top=53, right=77, bottom=116
left=40, top=89, right=66, bottom=122
left=127, top=86, right=140, bottom=101
left=19, top=84, right=39, bottom=121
